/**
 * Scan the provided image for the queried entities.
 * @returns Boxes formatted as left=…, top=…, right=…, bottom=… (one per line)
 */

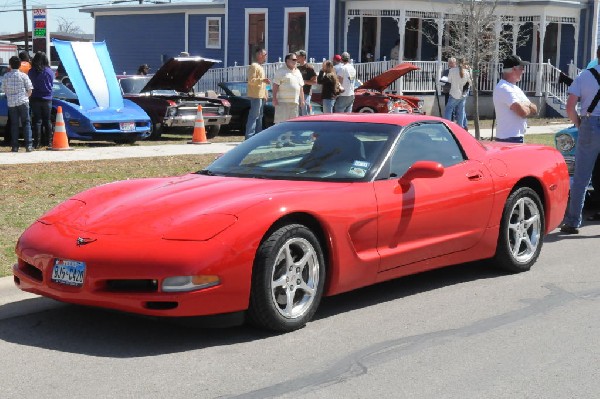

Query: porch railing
left=196, top=59, right=575, bottom=98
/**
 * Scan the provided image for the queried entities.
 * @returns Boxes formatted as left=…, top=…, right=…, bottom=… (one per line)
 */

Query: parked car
left=13, top=113, right=569, bottom=332
left=554, top=125, right=600, bottom=204
left=1, top=80, right=151, bottom=144
left=312, top=62, right=424, bottom=114
left=119, top=57, right=232, bottom=140
left=217, top=81, right=274, bottom=133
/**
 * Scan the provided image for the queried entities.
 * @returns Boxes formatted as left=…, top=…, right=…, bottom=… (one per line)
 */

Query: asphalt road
left=0, top=219, right=598, bottom=398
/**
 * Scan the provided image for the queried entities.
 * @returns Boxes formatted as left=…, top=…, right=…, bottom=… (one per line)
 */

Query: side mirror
left=399, top=161, right=444, bottom=185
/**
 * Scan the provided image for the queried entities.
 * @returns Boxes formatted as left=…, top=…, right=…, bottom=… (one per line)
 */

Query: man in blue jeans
left=245, top=48, right=270, bottom=139
left=4, top=56, right=33, bottom=152
left=561, top=46, right=600, bottom=234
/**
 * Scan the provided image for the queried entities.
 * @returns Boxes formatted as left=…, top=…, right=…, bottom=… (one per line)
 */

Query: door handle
left=466, top=170, right=483, bottom=180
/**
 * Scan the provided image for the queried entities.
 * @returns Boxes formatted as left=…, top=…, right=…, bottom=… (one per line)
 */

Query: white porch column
left=396, top=8, right=406, bottom=62
left=531, top=24, right=538, bottom=63
left=436, top=14, right=444, bottom=84
left=556, top=23, right=562, bottom=67
left=573, top=22, right=579, bottom=68
left=536, top=14, right=548, bottom=96
left=512, top=23, right=521, bottom=55
left=494, top=18, right=502, bottom=89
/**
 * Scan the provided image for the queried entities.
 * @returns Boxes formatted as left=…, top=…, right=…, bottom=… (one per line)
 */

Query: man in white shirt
left=492, top=55, right=537, bottom=143
left=334, top=52, right=357, bottom=113
left=272, top=53, right=304, bottom=124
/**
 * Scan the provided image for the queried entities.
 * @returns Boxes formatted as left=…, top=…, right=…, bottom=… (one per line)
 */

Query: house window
left=206, top=17, right=221, bottom=49
left=285, top=8, right=308, bottom=55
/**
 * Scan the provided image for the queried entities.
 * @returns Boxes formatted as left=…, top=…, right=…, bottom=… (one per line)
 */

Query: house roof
left=80, top=0, right=225, bottom=14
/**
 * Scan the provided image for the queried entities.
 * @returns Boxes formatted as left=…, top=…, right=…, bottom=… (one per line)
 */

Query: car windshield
left=201, top=121, right=398, bottom=181
left=52, top=81, right=78, bottom=100
left=220, top=82, right=249, bottom=96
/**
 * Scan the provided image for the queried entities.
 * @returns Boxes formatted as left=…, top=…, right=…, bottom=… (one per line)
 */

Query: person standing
left=390, top=39, right=400, bottom=61
left=317, top=60, right=338, bottom=113
left=492, top=55, right=537, bottom=143
left=245, top=48, right=270, bottom=139
left=28, top=52, right=54, bottom=148
left=137, top=64, right=150, bottom=75
left=296, top=50, right=317, bottom=116
left=440, top=57, right=457, bottom=106
left=18, top=51, right=31, bottom=73
left=560, top=46, right=600, bottom=234
left=332, top=54, right=342, bottom=75
left=4, top=56, right=33, bottom=152
left=272, top=53, right=304, bottom=124
left=443, top=58, right=471, bottom=130
left=334, top=52, right=357, bottom=113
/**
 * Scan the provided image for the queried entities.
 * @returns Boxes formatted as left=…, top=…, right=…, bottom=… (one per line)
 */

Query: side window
left=390, top=123, right=465, bottom=177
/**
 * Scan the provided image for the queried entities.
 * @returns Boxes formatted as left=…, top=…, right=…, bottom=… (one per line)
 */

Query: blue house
left=82, top=0, right=598, bottom=74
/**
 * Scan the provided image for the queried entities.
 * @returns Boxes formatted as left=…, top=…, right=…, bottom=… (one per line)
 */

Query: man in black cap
left=492, top=54, right=537, bottom=143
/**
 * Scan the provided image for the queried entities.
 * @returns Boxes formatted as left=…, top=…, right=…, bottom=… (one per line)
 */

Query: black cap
left=503, top=55, right=529, bottom=69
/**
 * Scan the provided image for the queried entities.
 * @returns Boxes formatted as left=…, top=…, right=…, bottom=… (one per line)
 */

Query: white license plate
left=119, top=122, right=135, bottom=132
left=51, top=259, right=86, bottom=287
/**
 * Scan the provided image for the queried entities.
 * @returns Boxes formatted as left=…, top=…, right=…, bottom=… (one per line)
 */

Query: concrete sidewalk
left=0, top=123, right=572, bottom=166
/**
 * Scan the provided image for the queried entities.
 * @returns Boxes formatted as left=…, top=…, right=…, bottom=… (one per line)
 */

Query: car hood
left=357, top=63, right=419, bottom=92
left=141, top=57, right=220, bottom=93
left=39, top=174, right=344, bottom=238
left=53, top=39, right=125, bottom=111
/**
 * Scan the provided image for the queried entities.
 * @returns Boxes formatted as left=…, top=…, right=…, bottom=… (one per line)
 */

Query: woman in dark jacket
left=317, top=60, right=338, bottom=113
left=28, top=52, right=54, bottom=148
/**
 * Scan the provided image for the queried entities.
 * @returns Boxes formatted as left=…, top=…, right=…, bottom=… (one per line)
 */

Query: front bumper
left=163, top=114, right=231, bottom=128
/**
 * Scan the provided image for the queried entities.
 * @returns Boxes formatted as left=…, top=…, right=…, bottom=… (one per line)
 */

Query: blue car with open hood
left=51, top=40, right=151, bottom=143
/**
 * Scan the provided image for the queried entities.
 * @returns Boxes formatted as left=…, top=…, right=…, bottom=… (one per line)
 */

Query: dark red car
left=118, top=56, right=231, bottom=140
left=313, top=63, right=424, bottom=114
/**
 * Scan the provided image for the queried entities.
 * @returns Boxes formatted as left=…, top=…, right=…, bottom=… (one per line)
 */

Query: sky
left=0, top=0, right=205, bottom=36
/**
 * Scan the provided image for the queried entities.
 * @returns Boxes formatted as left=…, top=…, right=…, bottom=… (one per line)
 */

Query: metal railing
left=196, top=59, right=575, bottom=98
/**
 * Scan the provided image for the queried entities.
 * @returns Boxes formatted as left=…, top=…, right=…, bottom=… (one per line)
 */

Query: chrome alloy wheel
left=507, top=196, right=541, bottom=264
left=270, top=237, right=320, bottom=319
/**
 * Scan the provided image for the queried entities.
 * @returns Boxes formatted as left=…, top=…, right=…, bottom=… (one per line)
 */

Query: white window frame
left=206, top=17, right=221, bottom=49
left=245, top=8, right=269, bottom=66
left=283, top=7, right=309, bottom=59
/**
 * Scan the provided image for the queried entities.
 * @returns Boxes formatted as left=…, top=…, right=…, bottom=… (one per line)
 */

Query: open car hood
left=53, top=39, right=124, bottom=111
left=141, top=56, right=220, bottom=93
left=357, top=63, right=419, bottom=92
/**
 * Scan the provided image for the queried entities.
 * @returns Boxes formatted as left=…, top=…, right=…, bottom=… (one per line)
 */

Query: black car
left=217, top=81, right=274, bottom=134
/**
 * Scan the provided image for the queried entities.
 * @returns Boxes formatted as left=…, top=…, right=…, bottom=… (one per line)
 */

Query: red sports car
left=13, top=114, right=569, bottom=332
left=312, top=63, right=424, bottom=113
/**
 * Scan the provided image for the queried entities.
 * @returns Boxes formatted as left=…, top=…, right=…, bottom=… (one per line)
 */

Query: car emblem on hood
left=77, top=237, right=97, bottom=246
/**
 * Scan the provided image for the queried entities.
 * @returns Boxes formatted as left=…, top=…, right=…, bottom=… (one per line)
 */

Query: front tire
left=492, top=187, right=544, bottom=273
left=248, top=224, right=326, bottom=332
left=205, top=125, right=220, bottom=139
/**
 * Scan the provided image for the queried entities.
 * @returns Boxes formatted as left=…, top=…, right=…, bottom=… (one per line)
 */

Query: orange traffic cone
left=188, top=105, right=211, bottom=144
left=48, top=106, right=73, bottom=151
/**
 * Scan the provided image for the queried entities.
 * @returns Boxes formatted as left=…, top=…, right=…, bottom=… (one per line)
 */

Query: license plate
left=119, top=122, right=135, bottom=132
left=52, top=259, right=86, bottom=287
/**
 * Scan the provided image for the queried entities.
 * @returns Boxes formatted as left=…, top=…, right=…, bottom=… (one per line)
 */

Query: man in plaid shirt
left=4, top=55, right=33, bottom=152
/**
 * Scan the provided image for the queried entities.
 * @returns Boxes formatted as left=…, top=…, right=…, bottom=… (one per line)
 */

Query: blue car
left=1, top=79, right=151, bottom=144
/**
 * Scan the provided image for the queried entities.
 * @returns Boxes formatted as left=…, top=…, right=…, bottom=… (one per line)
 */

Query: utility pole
left=22, top=0, right=29, bottom=53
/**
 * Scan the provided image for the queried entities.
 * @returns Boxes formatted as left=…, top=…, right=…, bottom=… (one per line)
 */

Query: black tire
left=240, top=111, right=249, bottom=135
left=248, top=224, right=326, bottom=332
left=205, top=125, right=220, bottom=139
left=147, top=122, right=162, bottom=140
left=492, top=187, right=544, bottom=273
left=357, top=107, right=376, bottom=113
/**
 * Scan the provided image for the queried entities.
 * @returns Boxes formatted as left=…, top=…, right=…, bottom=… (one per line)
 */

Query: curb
left=0, top=275, right=38, bottom=307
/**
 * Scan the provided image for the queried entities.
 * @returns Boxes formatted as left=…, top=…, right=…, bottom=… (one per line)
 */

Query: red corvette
left=13, top=114, right=569, bottom=332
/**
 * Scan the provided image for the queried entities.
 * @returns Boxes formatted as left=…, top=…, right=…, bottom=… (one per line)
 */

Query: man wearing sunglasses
left=272, top=53, right=305, bottom=124
left=493, top=54, right=538, bottom=143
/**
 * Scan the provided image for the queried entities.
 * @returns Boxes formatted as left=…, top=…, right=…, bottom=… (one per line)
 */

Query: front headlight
left=218, top=105, right=225, bottom=115
left=555, top=133, right=575, bottom=153
left=162, top=275, right=220, bottom=292
left=166, top=107, right=177, bottom=117
left=387, top=100, right=394, bottom=111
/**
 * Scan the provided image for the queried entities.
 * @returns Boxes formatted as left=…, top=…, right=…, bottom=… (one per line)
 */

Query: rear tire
left=492, top=187, right=544, bottom=273
left=247, top=224, right=326, bottom=332
left=147, top=122, right=162, bottom=140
